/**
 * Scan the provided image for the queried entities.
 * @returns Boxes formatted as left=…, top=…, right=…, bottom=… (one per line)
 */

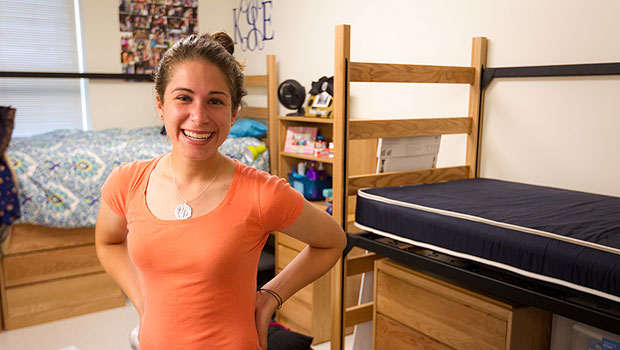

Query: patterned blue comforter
left=6, top=126, right=269, bottom=228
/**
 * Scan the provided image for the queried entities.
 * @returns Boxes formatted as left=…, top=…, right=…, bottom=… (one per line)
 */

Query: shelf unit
left=276, top=116, right=335, bottom=178
left=274, top=110, right=377, bottom=344
left=274, top=114, right=338, bottom=344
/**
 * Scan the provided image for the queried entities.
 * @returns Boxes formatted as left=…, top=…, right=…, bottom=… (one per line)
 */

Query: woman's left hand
left=255, top=289, right=279, bottom=350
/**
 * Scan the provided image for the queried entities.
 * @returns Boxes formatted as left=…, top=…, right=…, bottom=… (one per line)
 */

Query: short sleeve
left=100, top=165, right=128, bottom=218
left=258, top=173, right=305, bottom=233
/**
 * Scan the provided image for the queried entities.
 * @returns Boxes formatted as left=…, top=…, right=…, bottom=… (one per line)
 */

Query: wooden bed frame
left=330, top=24, right=620, bottom=349
left=0, top=54, right=278, bottom=330
left=328, top=24, right=487, bottom=349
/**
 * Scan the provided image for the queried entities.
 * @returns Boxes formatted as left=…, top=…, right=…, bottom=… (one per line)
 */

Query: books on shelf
left=284, top=126, right=317, bottom=155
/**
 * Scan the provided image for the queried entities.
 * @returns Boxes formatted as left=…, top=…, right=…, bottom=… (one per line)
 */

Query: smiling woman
left=95, top=32, right=346, bottom=350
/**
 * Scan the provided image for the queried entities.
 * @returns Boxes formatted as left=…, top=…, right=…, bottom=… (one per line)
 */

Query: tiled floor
left=0, top=304, right=139, bottom=350
left=0, top=305, right=354, bottom=350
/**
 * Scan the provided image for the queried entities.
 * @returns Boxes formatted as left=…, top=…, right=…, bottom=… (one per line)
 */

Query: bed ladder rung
left=346, top=252, right=381, bottom=276
left=349, top=117, right=472, bottom=140
left=349, top=62, right=475, bottom=84
left=347, top=166, right=470, bottom=195
left=244, top=74, right=268, bottom=87
left=238, top=106, right=268, bottom=119
left=344, top=302, right=374, bottom=328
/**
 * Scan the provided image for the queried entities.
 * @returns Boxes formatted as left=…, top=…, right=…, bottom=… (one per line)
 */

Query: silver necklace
left=169, top=155, right=223, bottom=220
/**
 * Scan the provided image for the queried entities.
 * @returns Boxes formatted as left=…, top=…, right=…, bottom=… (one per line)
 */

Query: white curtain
left=0, top=0, right=84, bottom=137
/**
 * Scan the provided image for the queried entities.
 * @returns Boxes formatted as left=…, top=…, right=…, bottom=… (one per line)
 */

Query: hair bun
left=211, top=31, right=235, bottom=55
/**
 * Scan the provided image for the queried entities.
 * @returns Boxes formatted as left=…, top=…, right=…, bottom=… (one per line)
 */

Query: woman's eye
left=209, top=98, right=224, bottom=105
left=175, top=95, right=191, bottom=102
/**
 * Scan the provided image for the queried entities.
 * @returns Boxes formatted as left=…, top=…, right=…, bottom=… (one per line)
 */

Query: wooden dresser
left=275, top=232, right=363, bottom=345
left=374, top=259, right=551, bottom=350
left=0, top=224, right=125, bottom=330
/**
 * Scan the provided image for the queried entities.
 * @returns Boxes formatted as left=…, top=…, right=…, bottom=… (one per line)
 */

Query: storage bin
left=288, top=173, right=331, bottom=201
left=571, top=322, right=620, bottom=350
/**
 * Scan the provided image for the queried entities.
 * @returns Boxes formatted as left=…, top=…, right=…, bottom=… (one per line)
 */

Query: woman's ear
left=156, top=95, right=164, bottom=120
left=231, top=105, right=241, bottom=126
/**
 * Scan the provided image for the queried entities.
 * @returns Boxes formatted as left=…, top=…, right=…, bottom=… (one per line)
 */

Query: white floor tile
left=312, top=334, right=355, bottom=350
left=0, top=304, right=357, bottom=350
left=0, top=304, right=139, bottom=350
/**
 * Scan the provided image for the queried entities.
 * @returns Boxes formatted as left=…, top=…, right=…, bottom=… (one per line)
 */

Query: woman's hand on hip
left=255, top=289, right=279, bottom=349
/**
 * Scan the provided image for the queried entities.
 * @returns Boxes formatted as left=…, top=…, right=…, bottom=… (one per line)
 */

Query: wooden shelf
left=279, top=116, right=334, bottom=124
left=280, top=152, right=334, bottom=163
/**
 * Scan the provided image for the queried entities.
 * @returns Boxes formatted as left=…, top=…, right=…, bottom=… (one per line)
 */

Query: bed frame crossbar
left=482, top=62, right=620, bottom=88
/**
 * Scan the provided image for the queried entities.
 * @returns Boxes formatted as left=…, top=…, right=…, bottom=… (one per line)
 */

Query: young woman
left=95, top=32, right=346, bottom=349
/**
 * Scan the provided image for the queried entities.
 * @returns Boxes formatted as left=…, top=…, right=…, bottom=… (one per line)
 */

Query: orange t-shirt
left=100, top=155, right=304, bottom=349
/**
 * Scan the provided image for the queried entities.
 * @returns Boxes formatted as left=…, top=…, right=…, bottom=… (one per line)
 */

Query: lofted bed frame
left=330, top=24, right=620, bottom=349
left=329, top=24, right=486, bottom=349
left=0, top=54, right=278, bottom=330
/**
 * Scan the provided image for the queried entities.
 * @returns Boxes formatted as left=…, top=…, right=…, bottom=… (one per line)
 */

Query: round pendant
left=174, top=202, right=192, bottom=220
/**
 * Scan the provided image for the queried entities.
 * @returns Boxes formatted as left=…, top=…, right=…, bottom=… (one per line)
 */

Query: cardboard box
left=377, top=136, right=440, bottom=173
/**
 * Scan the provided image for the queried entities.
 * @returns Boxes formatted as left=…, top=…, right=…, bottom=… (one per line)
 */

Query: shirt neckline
left=141, top=154, right=240, bottom=225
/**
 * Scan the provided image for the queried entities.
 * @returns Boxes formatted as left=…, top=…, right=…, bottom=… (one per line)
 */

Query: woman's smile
left=182, top=129, right=214, bottom=142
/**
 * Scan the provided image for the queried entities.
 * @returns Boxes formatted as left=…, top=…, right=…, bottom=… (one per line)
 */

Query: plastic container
left=322, top=188, right=333, bottom=215
left=288, top=172, right=331, bottom=201
left=571, top=322, right=620, bottom=350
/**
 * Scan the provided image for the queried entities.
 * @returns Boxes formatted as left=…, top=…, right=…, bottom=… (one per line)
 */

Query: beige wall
left=81, top=0, right=158, bottom=130
left=82, top=0, right=620, bottom=196
left=80, top=0, right=223, bottom=130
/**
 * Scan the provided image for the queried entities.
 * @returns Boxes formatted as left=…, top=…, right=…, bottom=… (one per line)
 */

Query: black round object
left=278, top=79, right=306, bottom=116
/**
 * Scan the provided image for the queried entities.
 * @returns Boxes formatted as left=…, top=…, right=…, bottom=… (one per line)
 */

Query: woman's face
left=157, top=60, right=237, bottom=161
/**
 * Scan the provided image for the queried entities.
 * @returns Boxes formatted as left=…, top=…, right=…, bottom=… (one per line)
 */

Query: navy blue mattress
left=355, top=178, right=620, bottom=302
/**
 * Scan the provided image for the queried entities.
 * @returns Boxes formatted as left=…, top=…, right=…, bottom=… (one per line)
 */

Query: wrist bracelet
left=259, top=288, right=283, bottom=309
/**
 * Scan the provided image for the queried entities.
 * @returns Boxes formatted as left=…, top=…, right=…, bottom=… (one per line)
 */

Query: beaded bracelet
left=259, top=288, right=283, bottom=309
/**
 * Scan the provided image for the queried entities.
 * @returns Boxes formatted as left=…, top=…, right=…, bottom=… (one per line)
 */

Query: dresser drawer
left=277, top=232, right=307, bottom=252
left=3, top=244, right=103, bottom=287
left=277, top=289, right=313, bottom=335
left=3, top=272, right=125, bottom=329
left=276, top=244, right=299, bottom=270
left=374, top=259, right=551, bottom=350
left=375, top=313, right=452, bottom=350
left=375, top=259, right=509, bottom=350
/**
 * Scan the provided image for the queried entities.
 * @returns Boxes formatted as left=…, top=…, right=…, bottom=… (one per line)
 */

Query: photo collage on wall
left=119, top=0, right=198, bottom=74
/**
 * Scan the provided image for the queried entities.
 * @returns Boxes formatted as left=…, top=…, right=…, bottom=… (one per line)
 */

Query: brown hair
left=154, top=32, right=246, bottom=111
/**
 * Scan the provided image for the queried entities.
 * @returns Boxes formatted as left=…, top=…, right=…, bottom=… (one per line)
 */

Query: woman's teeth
left=183, top=130, right=213, bottom=141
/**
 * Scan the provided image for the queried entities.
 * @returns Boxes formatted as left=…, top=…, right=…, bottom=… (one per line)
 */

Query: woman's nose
left=189, top=103, right=210, bottom=123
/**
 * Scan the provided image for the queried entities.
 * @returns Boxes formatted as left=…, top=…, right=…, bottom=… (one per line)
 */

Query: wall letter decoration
left=233, top=0, right=274, bottom=52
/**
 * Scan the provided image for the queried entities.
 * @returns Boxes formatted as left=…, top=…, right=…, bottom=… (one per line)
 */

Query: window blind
left=0, top=0, right=84, bottom=137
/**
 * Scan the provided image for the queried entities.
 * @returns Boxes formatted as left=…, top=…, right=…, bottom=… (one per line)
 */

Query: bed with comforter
left=8, top=126, right=268, bottom=228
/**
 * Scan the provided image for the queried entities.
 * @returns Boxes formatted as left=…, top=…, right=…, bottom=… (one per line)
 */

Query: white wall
left=80, top=0, right=158, bottom=131
left=80, top=0, right=224, bottom=131
left=84, top=0, right=620, bottom=196
left=204, top=0, right=620, bottom=196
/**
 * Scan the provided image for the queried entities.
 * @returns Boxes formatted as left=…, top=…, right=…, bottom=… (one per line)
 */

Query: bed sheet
left=7, top=126, right=269, bottom=228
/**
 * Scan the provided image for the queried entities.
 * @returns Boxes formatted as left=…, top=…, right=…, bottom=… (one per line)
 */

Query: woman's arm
left=255, top=200, right=347, bottom=348
left=95, top=202, right=144, bottom=316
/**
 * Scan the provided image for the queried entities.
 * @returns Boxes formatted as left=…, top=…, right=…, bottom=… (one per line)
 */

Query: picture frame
left=284, top=126, right=317, bottom=154
left=312, top=91, right=331, bottom=108
left=305, top=91, right=333, bottom=118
